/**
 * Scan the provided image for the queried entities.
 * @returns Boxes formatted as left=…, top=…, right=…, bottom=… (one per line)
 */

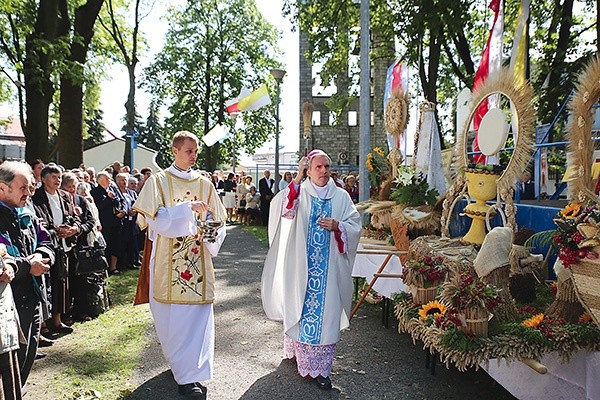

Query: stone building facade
left=297, top=30, right=389, bottom=167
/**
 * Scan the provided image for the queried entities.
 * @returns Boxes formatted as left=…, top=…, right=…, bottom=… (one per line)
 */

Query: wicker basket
left=390, top=218, right=410, bottom=264
left=570, top=259, right=600, bottom=329
left=462, top=307, right=489, bottom=337
left=414, top=286, right=438, bottom=305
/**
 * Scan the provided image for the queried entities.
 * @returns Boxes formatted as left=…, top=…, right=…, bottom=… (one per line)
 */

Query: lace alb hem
left=283, top=335, right=336, bottom=378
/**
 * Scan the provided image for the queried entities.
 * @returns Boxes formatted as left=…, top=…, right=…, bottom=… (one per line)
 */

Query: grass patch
left=241, top=224, right=269, bottom=244
left=37, top=269, right=153, bottom=400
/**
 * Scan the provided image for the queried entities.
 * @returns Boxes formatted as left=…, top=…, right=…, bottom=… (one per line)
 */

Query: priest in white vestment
left=133, top=131, right=226, bottom=398
left=262, top=149, right=361, bottom=390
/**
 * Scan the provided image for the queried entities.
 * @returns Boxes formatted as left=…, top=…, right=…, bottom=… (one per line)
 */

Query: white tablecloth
left=483, top=350, right=600, bottom=400
left=352, top=244, right=408, bottom=298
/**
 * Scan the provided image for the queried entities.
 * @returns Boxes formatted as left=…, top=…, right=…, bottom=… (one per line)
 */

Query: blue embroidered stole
left=298, top=197, right=331, bottom=344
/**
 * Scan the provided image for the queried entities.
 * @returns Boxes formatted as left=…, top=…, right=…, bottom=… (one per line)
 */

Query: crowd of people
left=208, top=167, right=360, bottom=226
left=0, top=158, right=156, bottom=398
left=0, top=144, right=361, bottom=398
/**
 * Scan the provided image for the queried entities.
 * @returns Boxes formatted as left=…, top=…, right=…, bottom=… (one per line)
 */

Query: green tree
left=21, top=0, right=61, bottom=163
left=84, top=109, right=106, bottom=150
left=56, top=0, right=105, bottom=168
left=0, top=0, right=110, bottom=163
left=143, top=0, right=281, bottom=172
left=99, top=0, right=154, bottom=167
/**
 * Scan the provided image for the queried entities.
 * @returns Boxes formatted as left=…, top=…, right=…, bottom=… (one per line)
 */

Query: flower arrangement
left=440, top=272, right=503, bottom=313
left=366, top=147, right=390, bottom=191
left=553, top=202, right=600, bottom=268
left=390, top=166, right=438, bottom=207
left=418, top=300, right=447, bottom=322
left=401, top=254, right=448, bottom=289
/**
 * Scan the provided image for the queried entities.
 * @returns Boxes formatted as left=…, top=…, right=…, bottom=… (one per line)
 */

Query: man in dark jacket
left=258, top=170, right=275, bottom=226
left=0, top=161, right=54, bottom=388
left=31, top=165, right=82, bottom=334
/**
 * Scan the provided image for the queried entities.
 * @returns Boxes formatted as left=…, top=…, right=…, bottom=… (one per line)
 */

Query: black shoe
left=38, top=336, right=54, bottom=347
left=194, top=382, right=207, bottom=395
left=108, top=269, right=120, bottom=275
left=35, top=352, right=47, bottom=360
left=314, top=375, right=332, bottom=390
left=178, top=383, right=205, bottom=398
left=50, top=324, right=74, bottom=334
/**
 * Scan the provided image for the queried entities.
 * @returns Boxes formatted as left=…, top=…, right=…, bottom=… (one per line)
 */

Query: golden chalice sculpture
left=462, top=166, right=502, bottom=245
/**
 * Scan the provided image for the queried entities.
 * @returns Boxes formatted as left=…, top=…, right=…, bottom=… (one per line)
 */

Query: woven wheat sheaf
left=566, top=55, right=600, bottom=204
left=385, top=89, right=409, bottom=144
left=564, top=56, right=600, bottom=329
left=443, top=68, right=535, bottom=235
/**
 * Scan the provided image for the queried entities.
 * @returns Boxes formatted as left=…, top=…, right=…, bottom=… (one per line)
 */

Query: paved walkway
left=125, top=225, right=516, bottom=399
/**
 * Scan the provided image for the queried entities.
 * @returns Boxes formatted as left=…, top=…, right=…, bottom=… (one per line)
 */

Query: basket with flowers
left=553, top=202, right=600, bottom=268
left=552, top=202, right=600, bottom=329
left=401, top=254, right=448, bottom=305
left=440, top=272, right=503, bottom=337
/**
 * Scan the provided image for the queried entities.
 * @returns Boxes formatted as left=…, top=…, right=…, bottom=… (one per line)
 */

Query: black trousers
left=260, top=200, right=271, bottom=226
left=15, top=300, right=40, bottom=386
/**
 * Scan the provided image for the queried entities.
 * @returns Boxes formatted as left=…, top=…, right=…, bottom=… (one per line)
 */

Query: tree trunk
left=57, top=0, right=104, bottom=168
left=418, top=26, right=445, bottom=150
left=540, top=0, right=574, bottom=141
left=124, top=64, right=136, bottom=167
left=204, top=56, right=219, bottom=172
left=23, top=0, right=60, bottom=163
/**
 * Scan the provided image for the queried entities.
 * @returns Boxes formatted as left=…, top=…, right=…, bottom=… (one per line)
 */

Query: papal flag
left=226, top=84, right=271, bottom=115
left=509, top=0, right=530, bottom=140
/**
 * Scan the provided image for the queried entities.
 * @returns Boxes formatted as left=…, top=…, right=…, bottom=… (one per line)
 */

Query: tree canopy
left=284, top=0, right=598, bottom=143
left=143, top=0, right=282, bottom=171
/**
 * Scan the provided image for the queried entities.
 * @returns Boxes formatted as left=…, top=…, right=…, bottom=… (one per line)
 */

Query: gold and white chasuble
left=134, top=171, right=226, bottom=305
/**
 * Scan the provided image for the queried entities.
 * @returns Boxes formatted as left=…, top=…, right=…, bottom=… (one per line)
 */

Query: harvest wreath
left=393, top=290, right=600, bottom=372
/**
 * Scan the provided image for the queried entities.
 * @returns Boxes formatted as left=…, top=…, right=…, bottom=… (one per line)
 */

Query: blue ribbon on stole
left=298, top=197, right=331, bottom=345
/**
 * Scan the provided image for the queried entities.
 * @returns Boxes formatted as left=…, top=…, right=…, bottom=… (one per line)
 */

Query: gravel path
left=126, top=225, right=516, bottom=400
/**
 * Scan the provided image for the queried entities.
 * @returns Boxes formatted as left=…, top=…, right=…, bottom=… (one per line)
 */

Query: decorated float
left=357, top=59, right=600, bottom=399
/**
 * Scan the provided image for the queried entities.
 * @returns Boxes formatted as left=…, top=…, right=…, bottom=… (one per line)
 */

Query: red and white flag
left=472, top=0, right=504, bottom=164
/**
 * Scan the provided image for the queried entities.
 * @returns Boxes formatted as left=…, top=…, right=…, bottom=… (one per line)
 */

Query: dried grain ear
left=302, top=101, right=313, bottom=139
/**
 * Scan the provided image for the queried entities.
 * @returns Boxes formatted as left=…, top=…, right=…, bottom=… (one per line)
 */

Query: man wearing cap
left=261, top=149, right=361, bottom=390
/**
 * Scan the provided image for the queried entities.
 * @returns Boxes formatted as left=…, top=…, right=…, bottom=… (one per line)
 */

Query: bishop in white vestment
left=133, top=131, right=226, bottom=398
left=262, top=150, right=361, bottom=390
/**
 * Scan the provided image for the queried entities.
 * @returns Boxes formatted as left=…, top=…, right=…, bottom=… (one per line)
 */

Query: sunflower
left=418, top=300, right=446, bottom=321
left=374, top=147, right=385, bottom=157
left=560, top=203, right=582, bottom=219
left=579, top=312, right=593, bottom=324
left=366, top=158, right=373, bottom=171
left=522, top=313, right=544, bottom=328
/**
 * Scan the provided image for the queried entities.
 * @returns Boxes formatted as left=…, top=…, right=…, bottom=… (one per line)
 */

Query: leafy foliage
left=390, top=167, right=439, bottom=207
left=142, top=0, right=281, bottom=171
left=440, top=326, right=481, bottom=352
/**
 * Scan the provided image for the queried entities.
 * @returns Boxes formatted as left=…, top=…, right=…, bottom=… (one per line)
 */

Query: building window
left=329, top=112, right=338, bottom=125
left=348, top=111, right=357, bottom=126
left=312, top=111, right=321, bottom=126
